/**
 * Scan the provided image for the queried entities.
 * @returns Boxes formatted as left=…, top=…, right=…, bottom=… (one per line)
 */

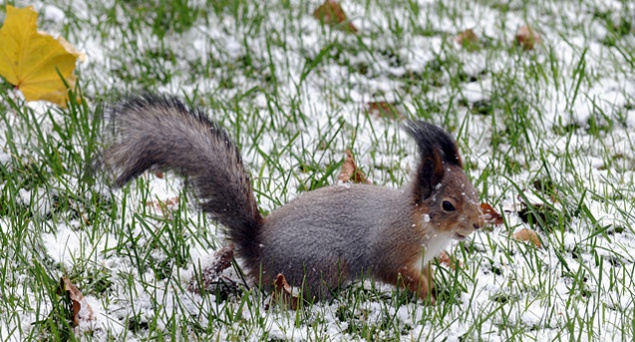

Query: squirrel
left=101, top=94, right=484, bottom=302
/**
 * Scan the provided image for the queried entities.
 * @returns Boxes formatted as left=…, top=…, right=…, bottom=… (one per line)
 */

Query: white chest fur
left=412, top=232, right=453, bottom=272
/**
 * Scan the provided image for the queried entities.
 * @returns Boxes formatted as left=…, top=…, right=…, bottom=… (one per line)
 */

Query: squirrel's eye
left=442, top=201, right=456, bottom=212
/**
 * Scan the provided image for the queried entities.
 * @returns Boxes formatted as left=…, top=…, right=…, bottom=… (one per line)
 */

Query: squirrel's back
left=260, top=184, right=413, bottom=295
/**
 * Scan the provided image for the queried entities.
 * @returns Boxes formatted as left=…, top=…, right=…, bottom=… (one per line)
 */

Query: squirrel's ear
left=403, top=120, right=463, bottom=201
left=414, top=148, right=445, bottom=201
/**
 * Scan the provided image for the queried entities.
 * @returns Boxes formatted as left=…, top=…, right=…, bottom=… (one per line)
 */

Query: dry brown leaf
left=513, top=228, right=542, bottom=248
left=338, top=149, right=371, bottom=184
left=59, top=277, right=93, bottom=327
left=188, top=246, right=239, bottom=298
left=455, top=29, right=480, bottom=50
left=516, top=25, right=542, bottom=50
left=480, top=203, right=504, bottom=225
left=80, top=212, right=90, bottom=226
left=312, top=0, right=358, bottom=33
left=269, top=273, right=300, bottom=310
left=366, top=101, right=403, bottom=119
left=202, top=246, right=234, bottom=280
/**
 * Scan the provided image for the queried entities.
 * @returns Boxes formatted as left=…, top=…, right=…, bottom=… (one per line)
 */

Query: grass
left=1, top=0, right=635, bottom=340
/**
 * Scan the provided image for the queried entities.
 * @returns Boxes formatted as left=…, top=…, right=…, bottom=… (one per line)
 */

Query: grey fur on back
left=260, top=184, right=415, bottom=299
left=102, top=94, right=263, bottom=268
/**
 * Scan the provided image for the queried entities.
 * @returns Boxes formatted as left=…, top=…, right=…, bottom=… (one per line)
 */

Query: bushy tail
left=102, top=94, right=263, bottom=265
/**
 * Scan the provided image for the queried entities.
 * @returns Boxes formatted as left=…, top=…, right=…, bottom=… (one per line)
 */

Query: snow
left=1, top=0, right=635, bottom=340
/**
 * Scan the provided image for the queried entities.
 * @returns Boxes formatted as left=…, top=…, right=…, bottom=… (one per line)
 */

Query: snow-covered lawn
left=1, top=0, right=634, bottom=340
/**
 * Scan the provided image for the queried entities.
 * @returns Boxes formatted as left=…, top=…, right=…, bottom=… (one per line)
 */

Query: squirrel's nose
left=473, top=223, right=481, bottom=230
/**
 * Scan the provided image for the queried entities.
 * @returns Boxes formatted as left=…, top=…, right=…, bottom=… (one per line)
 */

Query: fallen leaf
left=0, top=5, right=83, bottom=107
left=455, top=29, right=480, bottom=51
left=513, top=228, right=542, bottom=248
left=515, top=25, right=542, bottom=50
left=312, top=0, right=358, bottom=33
left=268, top=273, right=300, bottom=310
left=480, top=203, right=504, bottom=225
left=338, top=149, right=371, bottom=184
left=203, top=246, right=234, bottom=280
left=366, top=101, right=402, bottom=119
left=59, top=277, right=93, bottom=327
left=188, top=246, right=240, bottom=300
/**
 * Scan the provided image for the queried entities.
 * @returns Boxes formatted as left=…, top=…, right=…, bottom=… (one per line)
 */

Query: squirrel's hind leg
left=298, top=259, right=351, bottom=302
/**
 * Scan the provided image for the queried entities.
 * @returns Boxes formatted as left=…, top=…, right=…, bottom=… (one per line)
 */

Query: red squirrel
left=101, top=94, right=483, bottom=302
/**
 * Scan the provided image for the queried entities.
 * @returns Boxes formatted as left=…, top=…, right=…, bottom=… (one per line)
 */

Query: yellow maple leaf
left=0, top=5, right=82, bottom=107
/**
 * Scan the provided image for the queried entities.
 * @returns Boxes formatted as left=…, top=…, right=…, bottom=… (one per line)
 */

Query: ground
left=0, top=0, right=634, bottom=341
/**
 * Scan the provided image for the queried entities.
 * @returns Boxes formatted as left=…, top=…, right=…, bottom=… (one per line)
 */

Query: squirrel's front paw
left=398, top=268, right=436, bottom=304
left=415, top=276, right=436, bottom=305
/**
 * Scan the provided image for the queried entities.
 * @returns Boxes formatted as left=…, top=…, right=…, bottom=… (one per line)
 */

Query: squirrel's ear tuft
left=403, top=120, right=463, bottom=200
left=415, top=148, right=445, bottom=199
